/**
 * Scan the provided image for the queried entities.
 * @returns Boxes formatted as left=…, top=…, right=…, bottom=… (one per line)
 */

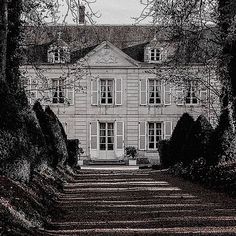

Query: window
left=100, top=79, right=114, bottom=105
left=54, top=48, right=66, bottom=63
left=52, top=79, right=65, bottom=104
left=149, top=79, right=162, bottom=104
left=186, top=81, right=198, bottom=104
left=48, top=46, right=70, bottom=64
left=148, top=122, right=162, bottom=149
left=100, top=122, right=114, bottom=151
left=150, top=48, right=161, bottom=62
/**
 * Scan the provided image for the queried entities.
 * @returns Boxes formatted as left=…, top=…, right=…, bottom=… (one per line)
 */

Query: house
left=21, top=25, right=220, bottom=164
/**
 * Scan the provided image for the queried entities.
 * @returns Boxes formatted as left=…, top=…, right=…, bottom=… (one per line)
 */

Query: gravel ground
left=39, top=169, right=236, bottom=235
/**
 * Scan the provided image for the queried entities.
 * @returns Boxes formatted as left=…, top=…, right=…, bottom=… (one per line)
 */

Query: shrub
left=207, top=108, right=234, bottom=166
left=44, top=106, right=68, bottom=168
left=168, top=113, right=195, bottom=166
left=67, top=139, right=81, bottom=168
left=182, top=114, right=213, bottom=165
left=157, top=140, right=170, bottom=168
left=33, top=102, right=54, bottom=167
left=125, top=146, right=138, bottom=159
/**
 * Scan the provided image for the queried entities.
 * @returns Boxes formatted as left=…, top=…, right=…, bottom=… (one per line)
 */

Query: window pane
left=100, top=144, right=106, bottom=150
left=100, top=137, right=106, bottom=144
left=100, top=123, right=106, bottom=129
left=108, top=144, right=114, bottom=150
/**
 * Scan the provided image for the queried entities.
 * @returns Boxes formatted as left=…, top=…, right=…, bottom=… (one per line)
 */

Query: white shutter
left=116, top=121, right=124, bottom=150
left=140, top=79, right=147, bottom=105
left=91, top=79, right=98, bottom=105
left=200, top=90, right=207, bottom=104
left=90, top=122, right=98, bottom=150
left=164, top=82, right=171, bottom=105
left=115, top=78, right=122, bottom=105
left=145, top=46, right=150, bottom=62
left=139, top=122, right=146, bottom=150
left=66, top=84, right=74, bottom=105
left=164, top=121, right=172, bottom=140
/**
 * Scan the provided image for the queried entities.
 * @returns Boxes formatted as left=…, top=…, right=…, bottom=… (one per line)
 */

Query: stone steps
left=40, top=226, right=236, bottom=236
left=41, top=169, right=236, bottom=235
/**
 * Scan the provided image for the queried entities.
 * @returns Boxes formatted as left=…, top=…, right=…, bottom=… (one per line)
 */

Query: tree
left=207, top=108, right=234, bottom=165
left=168, top=113, right=195, bottom=165
left=136, top=0, right=236, bottom=126
left=182, top=114, right=213, bottom=165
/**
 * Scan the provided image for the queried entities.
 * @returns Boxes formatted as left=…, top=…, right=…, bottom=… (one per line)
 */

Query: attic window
left=48, top=46, right=70, bottom=64
left=150, top=48, right=161, bottom=62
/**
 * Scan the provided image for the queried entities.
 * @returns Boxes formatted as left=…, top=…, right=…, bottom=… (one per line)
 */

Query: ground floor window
left=148, top=122, right=162, bottom=149
left=99, top=122, right=114, bottom=150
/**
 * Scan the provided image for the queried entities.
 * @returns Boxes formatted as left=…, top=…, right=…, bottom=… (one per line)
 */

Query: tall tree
left=0, top=0, right=8, bottom=82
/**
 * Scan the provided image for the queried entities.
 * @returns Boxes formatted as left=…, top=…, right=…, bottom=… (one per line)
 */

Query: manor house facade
left=22, top=25, right=219, bottom=164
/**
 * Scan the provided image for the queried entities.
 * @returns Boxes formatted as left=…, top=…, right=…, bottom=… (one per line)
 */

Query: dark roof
left=23, top=25, right=219, bottom=64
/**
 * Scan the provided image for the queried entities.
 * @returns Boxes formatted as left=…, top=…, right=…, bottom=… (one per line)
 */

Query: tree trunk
left=0, top=0, right=8, bottom=82
left=218, top=0, right=236, bottom=127
left=6, top=0, right=22, bottom=92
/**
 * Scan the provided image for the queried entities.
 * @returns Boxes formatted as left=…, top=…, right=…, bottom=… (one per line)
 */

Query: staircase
left=89, top=159, right=126, bottom=165
left=40, top=169, right=236, bottom=235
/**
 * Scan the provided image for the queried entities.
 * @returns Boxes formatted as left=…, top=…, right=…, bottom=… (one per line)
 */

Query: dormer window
left=150, top=48, right=161, bottom=62
left=145, top=45, right=164, bottom=63
left=48, top=46, right=70, bottom=64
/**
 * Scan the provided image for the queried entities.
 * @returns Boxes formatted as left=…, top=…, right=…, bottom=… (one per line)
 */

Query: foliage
left=44, top=106, right=68, bottom=168
left=170, top=159, right=236, bottom=197
left=207, top=108, right=234, bottom=165
left=168, top=113, right=195, bottom=166
left=182, top=114, right=214, bottom=165
left=67, top=139, right=82, bottom=168
left=125, top=146, right=138, bottom=159
left=157, top=140, right=170, bottom=168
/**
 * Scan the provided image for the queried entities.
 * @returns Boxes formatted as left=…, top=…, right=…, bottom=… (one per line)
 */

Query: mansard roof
left=23, top=24, right=218, bottom=65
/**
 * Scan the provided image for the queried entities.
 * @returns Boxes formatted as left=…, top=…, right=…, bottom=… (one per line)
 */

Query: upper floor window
left=100, top=79, right=114, bottom=105
left=148, top=79, right=161, bottom=104
left=52, top=79, right=65, bottom=104
left=186, top=81, right=198, bottom=104
left=150, top=48, right=161, bottom=62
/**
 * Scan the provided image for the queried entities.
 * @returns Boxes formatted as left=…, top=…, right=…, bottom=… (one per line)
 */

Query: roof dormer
left=144, top=32, right=168, bottom=64
left=47, top=33, right=70, bottom=64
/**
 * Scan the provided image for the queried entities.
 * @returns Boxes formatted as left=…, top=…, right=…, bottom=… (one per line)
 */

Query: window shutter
left=116, top=121, right=124, bottom=150
left=164, top=121, right=172, bottom=140
left=115, top=78, right=122, bottom=105
left=200, top=90, right=207, bottom=104
left=145, top=46, right=150, bottom=62
left=91, top=79, right=98, bottom=105
left=164, top=82, right=171, bottom=105
left=66, top=84, right=74, bottom=105
left=90, top=122, right=98, bottom=150
left=140, top=79, right=147, bottom=105
left=176, top=85, right=184, bottom=105
left=139, top=122, right=146, bottom=150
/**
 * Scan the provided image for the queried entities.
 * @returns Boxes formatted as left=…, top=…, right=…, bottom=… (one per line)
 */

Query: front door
left=99, top=122, right=115, bottom=159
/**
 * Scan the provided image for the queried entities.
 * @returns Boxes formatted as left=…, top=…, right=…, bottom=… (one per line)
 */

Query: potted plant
left=125, top=146, right=138, bottom=165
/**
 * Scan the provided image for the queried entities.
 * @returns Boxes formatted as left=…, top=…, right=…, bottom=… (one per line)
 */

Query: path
left=41, top=169, right=236, bottom=235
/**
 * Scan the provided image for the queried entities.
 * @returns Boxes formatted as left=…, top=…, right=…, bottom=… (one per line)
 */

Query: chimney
left=79, top=5, right=85, bottom=24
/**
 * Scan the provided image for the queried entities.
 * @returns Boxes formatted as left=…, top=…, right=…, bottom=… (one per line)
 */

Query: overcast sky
left=91, top=0, right=146, bottom=24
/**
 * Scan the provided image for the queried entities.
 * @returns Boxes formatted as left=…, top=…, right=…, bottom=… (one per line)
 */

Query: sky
left=91, top=0, right=147, bottom=24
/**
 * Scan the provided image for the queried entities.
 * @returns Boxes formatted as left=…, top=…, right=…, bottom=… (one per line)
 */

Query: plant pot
left=77, top=160, right=84, bottom=166
left=128, top=159, right=137, bottom=166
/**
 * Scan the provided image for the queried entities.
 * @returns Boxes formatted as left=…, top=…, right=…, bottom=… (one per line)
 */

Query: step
left=47, top=216, right=236, bottom=230
left=39, top=226, right=236, bottom=235
left=80, top=165, right=139, bottom=170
